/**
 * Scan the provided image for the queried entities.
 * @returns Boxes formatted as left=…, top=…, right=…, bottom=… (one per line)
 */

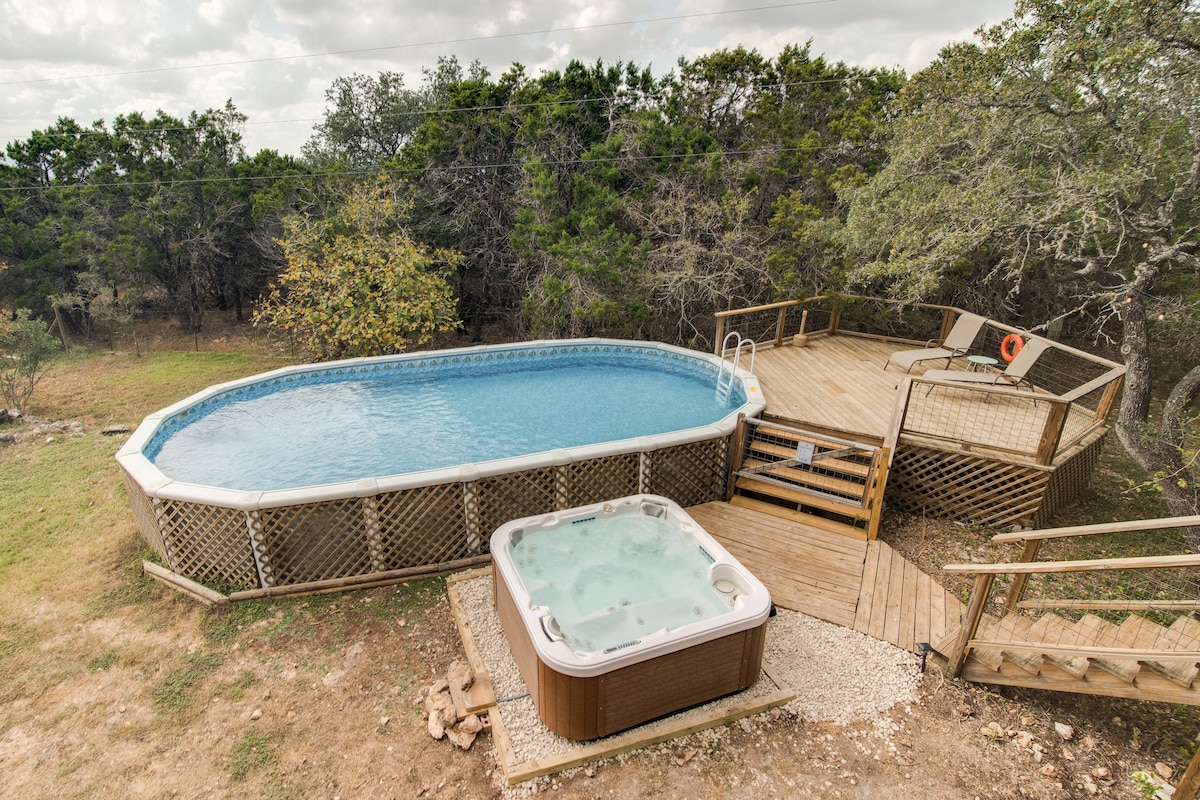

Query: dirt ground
left=0, top=535, right=1191, bottom=800
left=1, top=320, right=1195, bottom=799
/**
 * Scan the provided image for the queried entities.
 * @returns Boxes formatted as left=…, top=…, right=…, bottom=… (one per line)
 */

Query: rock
left=457, top=714, right=483, bottom=735
left=250, top=709, right=262, bottom=720
left=1054, top=722, right=1074, bottom=740
left=424, top=687, right=457, bottom=740
left=584, top=766, right=596, bottom=778
left=101, top=425, right=131, bottom=435
left=1083, top=778, right=1099, bottom=795
left=1156, top=762, right=1175, bottom=780
left=1061, top=747, right=1075, bottom=762
left=447, top=661, right=473, bottom=691
left=380, top=716, right=390, bottom=727
left=1020, top=715, right=1036, bottom=725
left=956, top=704, right=975, bottom=717
left=1039, top=764, right=1057, bottom=777
left=1093, top=767, right=1111, bottom=779
left=445, top=724, right=478, bottom=750
left=0, top=433, right=14, bottom=446
left=1014, top=731, right=1035, bottom=749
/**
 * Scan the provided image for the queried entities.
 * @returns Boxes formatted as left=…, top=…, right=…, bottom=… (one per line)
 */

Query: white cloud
left=1, top=0, right=1016, bottom=155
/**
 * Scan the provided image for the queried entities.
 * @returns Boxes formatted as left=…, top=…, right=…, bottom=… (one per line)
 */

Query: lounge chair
left=922, top=337, right=1050, bottom=391
left=884, top=312, right=987, bottom=373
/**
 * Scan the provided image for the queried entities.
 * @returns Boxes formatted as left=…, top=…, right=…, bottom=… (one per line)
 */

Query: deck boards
left=687, top=501, right=963, bottom=653
left=751, top=335, right=1094, bottom=463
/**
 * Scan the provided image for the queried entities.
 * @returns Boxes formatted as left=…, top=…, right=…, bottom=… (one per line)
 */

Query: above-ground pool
left=118, top=339, right=764, bottom=597
left=491, top=494, right=772, bottom=740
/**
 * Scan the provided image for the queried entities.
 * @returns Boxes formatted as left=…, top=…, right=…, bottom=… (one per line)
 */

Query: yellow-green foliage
left=254, top=176, right=461, bottom=360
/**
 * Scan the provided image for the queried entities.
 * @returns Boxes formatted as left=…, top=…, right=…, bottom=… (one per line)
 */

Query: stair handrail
left=993, top=514, right=1200, bottom=614
left=941, top=552, right=1200, bottom=676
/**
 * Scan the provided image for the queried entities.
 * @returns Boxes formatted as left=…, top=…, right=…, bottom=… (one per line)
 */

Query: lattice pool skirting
left=122, top=436, right=732, bottom=600
left=886, top=429, right=1108, bottom=527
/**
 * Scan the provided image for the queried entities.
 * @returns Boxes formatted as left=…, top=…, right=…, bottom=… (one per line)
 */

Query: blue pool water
left=147, top=345, right=744, bottom=492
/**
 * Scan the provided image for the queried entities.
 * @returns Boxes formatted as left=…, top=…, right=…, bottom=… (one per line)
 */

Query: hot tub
left=491, top=494, right=772, bottom=740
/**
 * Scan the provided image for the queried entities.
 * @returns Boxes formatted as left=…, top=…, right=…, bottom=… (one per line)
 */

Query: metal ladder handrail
left=716, top=332, right=755, bottom=404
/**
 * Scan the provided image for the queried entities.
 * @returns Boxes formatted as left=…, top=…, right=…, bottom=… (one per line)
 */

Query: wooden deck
left=750, top=334, right=1095, bottom=464
left=751, top=335, right=901, bottom=442
left=688, top=501, right=963, bottom=652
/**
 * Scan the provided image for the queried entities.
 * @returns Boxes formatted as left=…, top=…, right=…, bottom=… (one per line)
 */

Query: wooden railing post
left=1175, top=743, right=1200, bottom=800
left=1095, top=374, right=1124, bottom=422
left=1002, top=539, right=1042, bottom=614
left=774, top=305, right=789, bottom=347
left=949, top=573, right=995, bottom=677
left=726, top=414, right=749, bottom=501
left=714, top=315, right=726, bottom=355
left=1035, top=399, right=1070, bottom=465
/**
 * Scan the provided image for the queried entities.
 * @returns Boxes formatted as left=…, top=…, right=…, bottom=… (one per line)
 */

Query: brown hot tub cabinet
left=490, top=495, right=772, bottom=741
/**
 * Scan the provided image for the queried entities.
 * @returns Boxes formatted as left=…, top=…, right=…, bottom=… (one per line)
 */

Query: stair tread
left=977, top=615, right=1042, bottom=674
left=1030, top=614, right=1091, bottom=678
left=1119, top=616, right=1200, bottom=688
left=1074, top=614, right=1141, bottom=683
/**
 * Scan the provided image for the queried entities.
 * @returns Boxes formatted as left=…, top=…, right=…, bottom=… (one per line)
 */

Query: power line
left=1, top=1, right=840, bottom=87
left=0, top=142, right=857, bottom=193
left=0, top=75, right=880, bottom=143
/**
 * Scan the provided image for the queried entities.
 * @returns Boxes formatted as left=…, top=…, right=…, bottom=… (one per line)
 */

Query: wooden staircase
left=939, top=515, right=1200, bottom=707
left=939, top=611, right=1200, bottom=705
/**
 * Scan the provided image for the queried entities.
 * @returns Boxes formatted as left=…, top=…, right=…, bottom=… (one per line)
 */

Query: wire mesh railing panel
left=834, top=298, right=947, bottom=342
left=158, top=499, right=259, bottom=591
left=1058, top=385, right=1109, bottom=449
left=645, top=437, right=731, bottom=507
left=375, top=482, right=469, bottom=568
left=120, top=468, right=169, bottom=563
left=718, top=307, right=791, bottom=347
left=739, top=422, right=873, bottom=506
left=783, top=303, right=832, bottom=340
left=901, top=382, right=1049, bottom=459
left=255, top=499, right=372, bottom=586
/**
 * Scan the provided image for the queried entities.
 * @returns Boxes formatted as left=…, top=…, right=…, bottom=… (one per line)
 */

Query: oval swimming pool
left=143, top=343, right=750, bottom=492
left=118, top=339, right=764, bottom=598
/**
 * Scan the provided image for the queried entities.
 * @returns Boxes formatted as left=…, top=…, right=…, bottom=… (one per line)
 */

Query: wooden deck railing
left=714, top=295, right=1124, bottom=466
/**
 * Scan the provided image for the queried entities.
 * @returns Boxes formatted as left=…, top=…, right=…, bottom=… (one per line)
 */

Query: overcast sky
left=1, top=0, right=1016, bottom=157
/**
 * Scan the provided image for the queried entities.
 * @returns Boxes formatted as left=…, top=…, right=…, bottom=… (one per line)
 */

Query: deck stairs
left=937, top=610, right=1200, bottom=705
left=935, top=516, right=1200, bottom=707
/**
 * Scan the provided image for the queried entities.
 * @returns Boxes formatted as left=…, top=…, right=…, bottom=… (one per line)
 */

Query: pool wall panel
left=120, top=439, right=737, bottom=594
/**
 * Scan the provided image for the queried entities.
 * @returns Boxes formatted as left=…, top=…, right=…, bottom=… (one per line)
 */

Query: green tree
left=842, top=0, right=1200, bottom=518
left=253, top=176, right=461, bottom=360
left=0, top=309, right=59, bottom=414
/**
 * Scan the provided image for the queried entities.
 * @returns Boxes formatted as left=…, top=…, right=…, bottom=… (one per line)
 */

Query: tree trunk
left=1114, top=293, right=1200, bottom=542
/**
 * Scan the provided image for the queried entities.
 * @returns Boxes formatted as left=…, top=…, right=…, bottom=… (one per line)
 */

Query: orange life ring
left=1000, top=333, right=1024, bottom=363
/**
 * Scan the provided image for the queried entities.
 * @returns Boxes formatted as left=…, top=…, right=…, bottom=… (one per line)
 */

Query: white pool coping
left=117, top=339, right=765, bottom=512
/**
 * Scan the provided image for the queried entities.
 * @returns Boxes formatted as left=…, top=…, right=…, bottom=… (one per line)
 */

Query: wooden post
left=949, top=573, right=995, bottom=676
left=774, top=306, right=789, bottom=347
left=726, top=414, right=749, bottom=501
left=1002, top=539, right=1042, bottom=614
left=829, top=302, right=842, bottom=335
left=714, top=315, right=726, bottom=355
left=938, top=309, right=955, bottom=344
left=1035, top=400, right=1070, bottom=466
left=1174, top=742, right=1200, bottom=800
left=1095, top=374, right=1124, bottom=422
left=865, top=448, right=890, bottom=541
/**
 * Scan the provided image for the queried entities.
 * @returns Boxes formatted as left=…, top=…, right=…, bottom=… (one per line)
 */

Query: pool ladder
left=716, top=332, right=755, bottom=405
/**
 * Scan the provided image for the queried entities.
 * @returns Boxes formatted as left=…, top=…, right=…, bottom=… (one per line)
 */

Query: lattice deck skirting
left=886, top=429, right=1108, bottom=528
left=121, top=436, right=732, bottom=598
left=887, top=445, right=1053, bottom=526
